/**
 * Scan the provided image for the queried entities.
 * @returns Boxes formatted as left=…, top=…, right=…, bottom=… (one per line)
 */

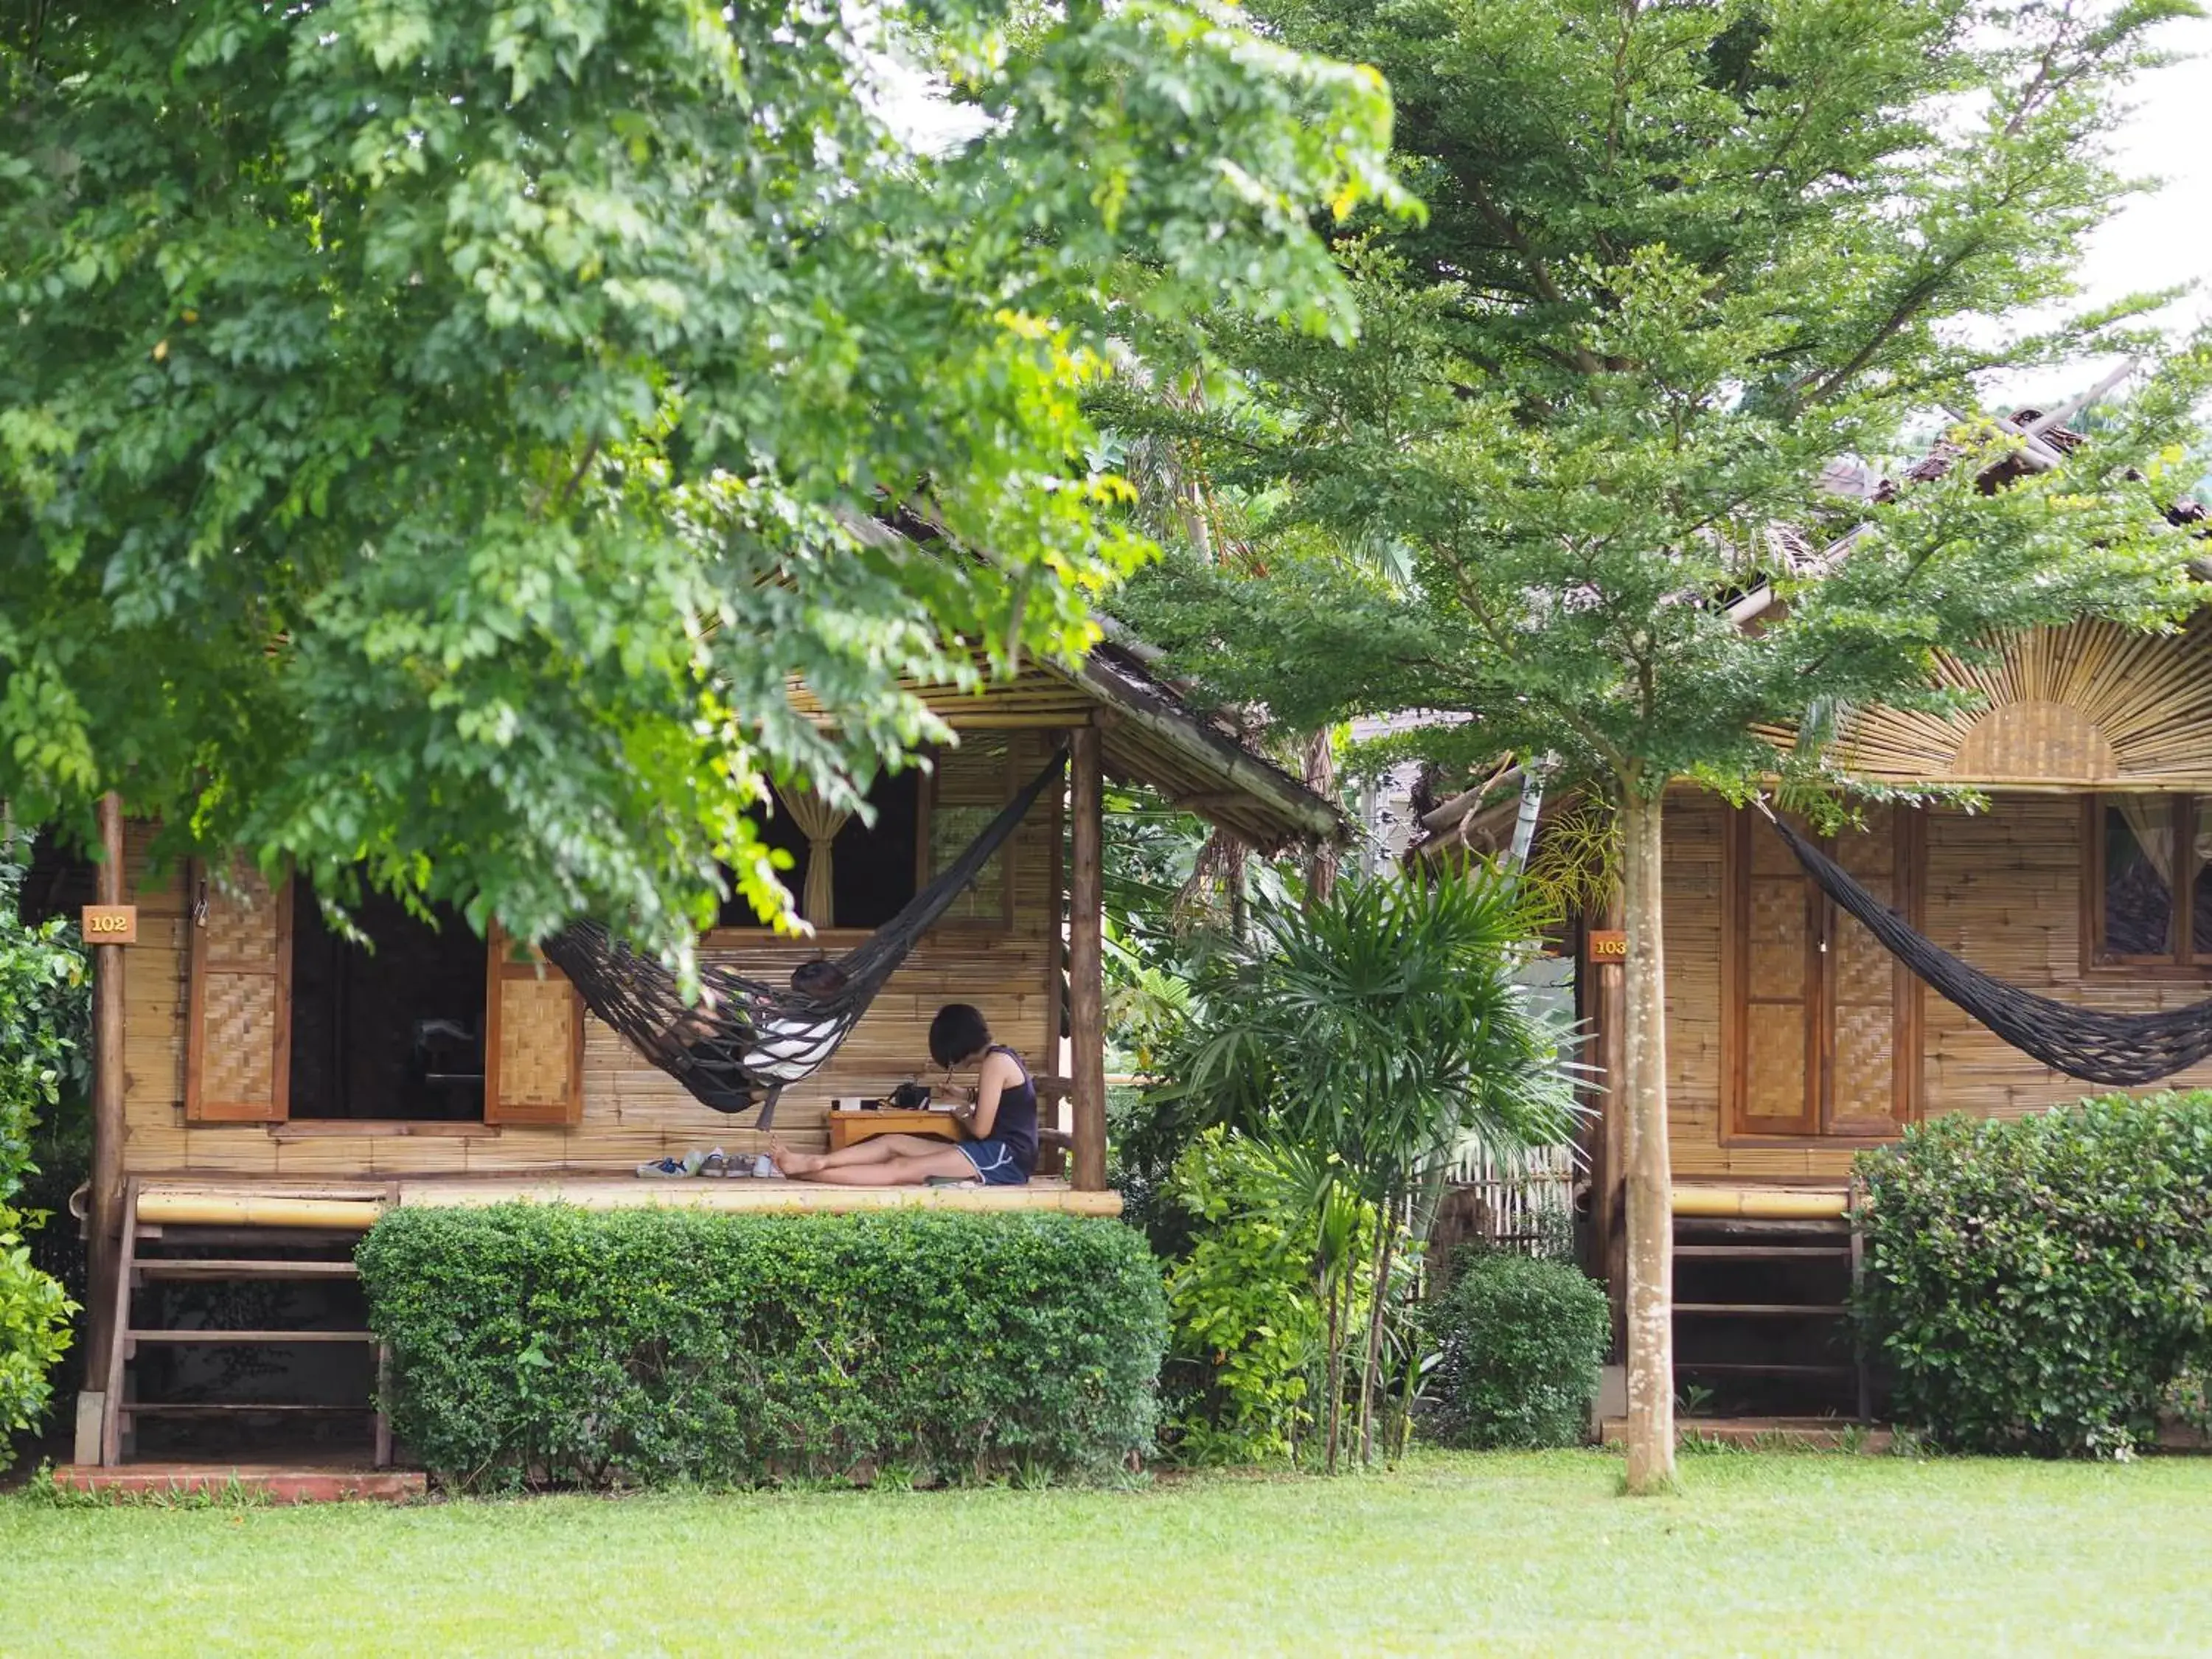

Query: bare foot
left=770, top=1139, right=824, bottom=1177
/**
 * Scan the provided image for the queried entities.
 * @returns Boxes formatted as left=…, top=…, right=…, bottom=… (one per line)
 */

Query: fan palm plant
left=1153, top=868, right=1583, bottom=1469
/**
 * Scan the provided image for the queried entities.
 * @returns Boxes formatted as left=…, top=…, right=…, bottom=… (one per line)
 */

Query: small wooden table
left=826, top=1109, right=964, bottom=1152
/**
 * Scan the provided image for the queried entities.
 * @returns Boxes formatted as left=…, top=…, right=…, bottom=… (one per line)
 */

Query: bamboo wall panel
left=118, top=734, right=1069, bottom=1181
left=1667, top=791, right=2212, bottom=1182
left=1826, top=617, right=2212, bottom=789
left=1921, top=800, right=2212, bottom=1114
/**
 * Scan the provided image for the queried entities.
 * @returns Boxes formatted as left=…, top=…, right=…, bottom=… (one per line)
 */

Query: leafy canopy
left=0, top=0, right=1400, bottom=961
left=1108, top=0, right=2212, bottom=802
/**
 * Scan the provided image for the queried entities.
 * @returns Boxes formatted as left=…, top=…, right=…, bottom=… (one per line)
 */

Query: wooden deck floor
left=134, top=1174, right=1121, bottom=1226
left=395, top=1174, right=1121, bottom=1216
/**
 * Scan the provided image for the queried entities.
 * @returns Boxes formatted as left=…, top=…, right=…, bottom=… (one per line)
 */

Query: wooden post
left=86, top=793, right=128, bottom=1379
left=1583, top=894, right=1629, bottom=1358
left=1069, top=725, right=1107, bottom=1192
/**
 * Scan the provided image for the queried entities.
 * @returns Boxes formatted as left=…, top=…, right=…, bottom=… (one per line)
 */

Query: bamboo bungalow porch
left=59, top=636, right=1344, bottom=1475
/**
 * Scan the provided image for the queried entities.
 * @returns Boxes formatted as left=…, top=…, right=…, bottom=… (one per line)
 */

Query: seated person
left=773, top=1004, right=1037, bottom=1187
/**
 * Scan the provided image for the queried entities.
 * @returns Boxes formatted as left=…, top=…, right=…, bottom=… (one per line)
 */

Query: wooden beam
left=1069, top=726, right=1108, bottom=1193
left=1587, top=892, right=1629, bottom=1360
left=1076, top=653, right=1344, bottom=844
left=86, top=793, right=127, bottom=1382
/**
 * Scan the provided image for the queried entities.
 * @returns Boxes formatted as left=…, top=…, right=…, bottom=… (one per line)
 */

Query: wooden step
left=126, top=1329, right=378, bottom=1348
left=120, top=1402, right=375, bottom=1418
left=1674, top=1303, right=1848, bottom=1317
left=136, top=1259, right=359, bottom=1282
left=1675, top=1361, right=1854, bottom=1376
left=1674, top=1245, right=1849, bottom=1259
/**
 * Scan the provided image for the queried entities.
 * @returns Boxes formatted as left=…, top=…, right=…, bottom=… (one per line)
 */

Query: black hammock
left=1770, top=815, right=2212, bottom=1087
left=543, top=747, right=1068, bottom=1128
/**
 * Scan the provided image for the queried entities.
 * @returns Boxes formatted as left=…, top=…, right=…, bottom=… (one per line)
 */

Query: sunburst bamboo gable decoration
left=1815, top=613, right=2212, bottom=790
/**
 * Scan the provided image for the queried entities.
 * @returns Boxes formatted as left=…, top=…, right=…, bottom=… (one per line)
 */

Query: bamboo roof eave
left=782, top=652, right=1348, bottom=851
left=1066, top=648, right=1349, bottom=849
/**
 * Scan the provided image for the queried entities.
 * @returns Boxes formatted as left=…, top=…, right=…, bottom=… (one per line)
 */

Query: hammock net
left=1770, top=815, right=2212, bottom=1086
left=544, top=748, right=1067, bottom=1127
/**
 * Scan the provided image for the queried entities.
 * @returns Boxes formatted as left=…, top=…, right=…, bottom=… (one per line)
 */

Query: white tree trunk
left=1619, top=787, right=1677, bottom=1493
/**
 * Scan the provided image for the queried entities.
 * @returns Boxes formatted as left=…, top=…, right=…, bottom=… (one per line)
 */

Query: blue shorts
left=959, top=1138, right=1032, bottom=1186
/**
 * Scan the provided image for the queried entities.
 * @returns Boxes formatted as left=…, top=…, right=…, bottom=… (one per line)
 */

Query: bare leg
left=773, top=1133, right=947, bottom=1178
left=787, top=1147, right=979, bottom=1186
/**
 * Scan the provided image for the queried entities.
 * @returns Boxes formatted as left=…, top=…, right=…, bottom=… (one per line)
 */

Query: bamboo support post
left=1069, top=725, right=1108, bottom=1192
left=86, top=793, right=127, bottom=1377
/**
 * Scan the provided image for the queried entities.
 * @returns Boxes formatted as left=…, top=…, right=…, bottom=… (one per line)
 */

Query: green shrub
left=0, top=843, right=87, bottom=1205
left=1161, top=1127, right=1323, bottom=1464
left=1856, top=1091, right=2212, bottom=1458
left=1422, top=1251, right=1607, bottom=1450
left=355, top=1204, right=1168, bottom=1490
left=0, top=843, right=86, bottom=1461
left=0, top=1205, right=74, bottom=1467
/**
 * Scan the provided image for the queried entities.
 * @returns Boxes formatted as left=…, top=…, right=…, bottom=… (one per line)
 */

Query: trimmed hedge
left=1857, top=1092, right=2212, bottom=1458
left=356, top=1205, right=1168, bottom=1489
left=1422, top=1251, right=1608, bottom=1450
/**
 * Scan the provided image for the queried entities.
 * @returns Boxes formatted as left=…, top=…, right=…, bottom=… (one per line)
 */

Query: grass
left=5, top=1450, right=2211, bottom=1655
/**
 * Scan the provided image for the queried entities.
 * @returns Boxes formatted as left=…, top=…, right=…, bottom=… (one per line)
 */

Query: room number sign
left=80, top=905, right=139, bottom=945
left=1585, top=928, right=1627, bottom=963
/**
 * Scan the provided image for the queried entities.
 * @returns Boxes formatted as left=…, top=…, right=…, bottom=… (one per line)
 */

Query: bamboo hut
left=52, top=637, right=1341, bottom=1475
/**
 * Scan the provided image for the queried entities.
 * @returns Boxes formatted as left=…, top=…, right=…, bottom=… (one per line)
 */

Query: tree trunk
left=1357, top=1200, right=1402, bottom=1467
left=1321, top=1260, right=1346, bottom=1475
left=1619, top=785, right=1677, bottom=1493
left=1304, top=730, right=1338, bottom=903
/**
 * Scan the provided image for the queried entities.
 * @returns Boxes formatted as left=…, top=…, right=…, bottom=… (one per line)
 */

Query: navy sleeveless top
left=982, top=1046, right=1039, bottom=1175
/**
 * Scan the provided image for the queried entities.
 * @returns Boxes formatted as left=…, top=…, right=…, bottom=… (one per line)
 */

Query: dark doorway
left=13, top=830, right=97, bottom=925
left=288, top=881, right=485, bottom=1120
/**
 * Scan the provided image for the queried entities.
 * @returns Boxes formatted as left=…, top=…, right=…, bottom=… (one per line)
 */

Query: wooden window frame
left=1719, top=807, right=1924, bottom=1145
left=703, top=772, right=935, bottom=950
left=916, top=738, right=1020, bottom=935
left=2084, top=794, right=2212, bottom=975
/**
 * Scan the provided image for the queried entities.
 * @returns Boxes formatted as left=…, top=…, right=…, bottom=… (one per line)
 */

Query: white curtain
left=776, top=784, right=852, bottom=928
left=2117, top=796, right=2176, bottom=887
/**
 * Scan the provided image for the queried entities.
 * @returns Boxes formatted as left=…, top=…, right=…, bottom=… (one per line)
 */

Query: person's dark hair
left=790, top=959, right=848, bottom=1001
left=928, top=1003, right=992, bottom=1068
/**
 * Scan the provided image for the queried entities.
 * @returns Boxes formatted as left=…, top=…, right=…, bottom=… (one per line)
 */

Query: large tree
left=1105, top=0, right=2212, bottom=1491
left=0, top=0, right=1400, bottom=962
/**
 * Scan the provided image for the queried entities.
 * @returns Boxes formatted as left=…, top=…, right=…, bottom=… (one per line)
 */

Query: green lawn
left=4, top=1451, right=2209, bottom=1656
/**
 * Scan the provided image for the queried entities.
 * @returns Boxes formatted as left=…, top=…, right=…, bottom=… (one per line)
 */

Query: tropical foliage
left=0, top=0, right=1400, bottom=965
left=1161, top=1127, right=1335, bottom=1466
left=1105, top=0, right=2212, bottom=1489
left=0, top=837, right=86, bottom=1463
left=1150, top=869, right=1579, bottom=1470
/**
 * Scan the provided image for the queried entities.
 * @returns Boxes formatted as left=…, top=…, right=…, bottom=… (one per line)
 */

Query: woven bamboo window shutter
left=483, top=922, right=586, bottom=1126
left=184, top=860, right=293, bottom=1123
